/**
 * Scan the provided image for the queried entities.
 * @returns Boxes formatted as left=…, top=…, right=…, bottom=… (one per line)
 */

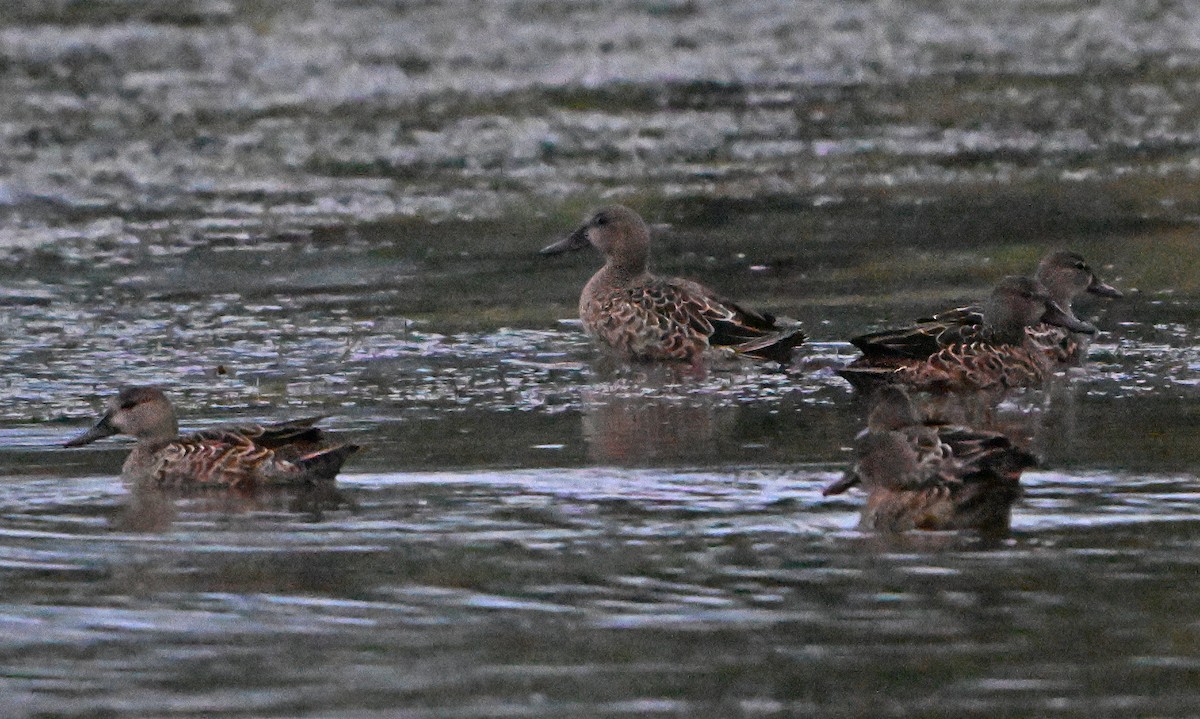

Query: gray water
left=3, top=1, right=1200, bottom=717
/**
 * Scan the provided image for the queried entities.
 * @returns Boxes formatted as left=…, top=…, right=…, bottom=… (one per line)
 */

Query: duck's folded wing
left=193, top=417, right=326, bottom=457
left=849, top=322, right=951, bottom=360
left=852, top=304, right=985, bottom=360
left=937, top=426, right=1038, bottom=476
left=669, top=278, right=779, bottom=332
left=916, top=304, right=984, bottom=326
left=155, top=431, right=277, bottom=488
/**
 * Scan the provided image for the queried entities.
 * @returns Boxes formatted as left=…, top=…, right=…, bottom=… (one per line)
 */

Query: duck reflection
left=580, top=381, right=727, bottom=466
left=113, top=481, right=354, bottom=532
left=824, top=386, right=1038, bottom=535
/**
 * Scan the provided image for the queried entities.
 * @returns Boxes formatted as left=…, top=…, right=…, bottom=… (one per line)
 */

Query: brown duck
left=823, top=385, right=1037, bottom=533
left=541, top=205, right=805, bottom=365
left=64, top=386, right=359, bottom=488
left=922, top=251, right=1122, bottom=365
left=837, top=276, right=1097, bottom=392
left=1026, top=251, right=1122, bottom=363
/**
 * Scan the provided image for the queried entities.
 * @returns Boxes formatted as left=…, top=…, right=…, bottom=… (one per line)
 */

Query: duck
left=837, top=275, right=1096, bottom=392
left=823, top=385, right=1038, bottom=533
left=1026, top=251, right=1122, bottom=363
left=64, top=386, right=359, bottom=488
left=540, top=205, right=805, bottom=365
left=921, top=251, right=1122, bottom=365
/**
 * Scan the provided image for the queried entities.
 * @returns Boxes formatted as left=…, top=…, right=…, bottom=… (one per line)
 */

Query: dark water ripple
left=4, top=469, right=1200, bottom=717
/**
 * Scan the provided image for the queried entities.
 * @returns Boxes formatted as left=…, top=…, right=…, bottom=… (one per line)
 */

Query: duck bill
left=64, top=414, right=119, bottom=448
left=1041, top=300, right=1097, bottom=335
left=539, top=225, right=590, bottom=256
left=1086, top=275, right=1123, bottom=299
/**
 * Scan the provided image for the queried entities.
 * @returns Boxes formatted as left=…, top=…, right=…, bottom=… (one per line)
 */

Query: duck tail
left=835, top=366, right=896, bottom=392
left=296, top=443, right=361, bottom=480
left=733, top=327, right=807, bottom=365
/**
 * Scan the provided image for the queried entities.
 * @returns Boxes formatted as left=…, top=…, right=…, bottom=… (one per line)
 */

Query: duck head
left=64, top=386, right=179, bottom=447
left=540, top=205, right=651, bottom=274
left=1036, top=251, right=1123, bottom=307
left=986, top=275, right=1098, bottom=344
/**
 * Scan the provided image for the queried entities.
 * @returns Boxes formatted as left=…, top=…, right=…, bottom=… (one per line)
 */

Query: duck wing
left=916, top=304, right=984, bottom=326
left=592, top=277, right=803, bottom=363
left=667, top=278, right=805, bottom=362
left=193, top=416, right=327, bottom=458
left=154, top=431, right=278, bottom=489
left=849, top=322, right=955, bottom=360
left=937, top=426, right=1039, bottom=477
left=154, top=429, right=358, bottom=488
left=668, top=278, right=779, bottom=333
left=851, top=305, right=985, bottom=360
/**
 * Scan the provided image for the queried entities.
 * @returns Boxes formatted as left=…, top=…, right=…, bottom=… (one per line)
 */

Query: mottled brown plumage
left=64, top=387, right=359, bottom=488
left=823, top=386, right=1037, bottom=533
left=838, top=276, right=1097, bottom=392
left=541, top=205, right=805, bottom=365
left=907, top=251, right=1122, bottom=365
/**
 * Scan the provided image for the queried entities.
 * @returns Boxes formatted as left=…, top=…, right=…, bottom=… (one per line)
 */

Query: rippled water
left=4, top=1, right=1200, bottom=717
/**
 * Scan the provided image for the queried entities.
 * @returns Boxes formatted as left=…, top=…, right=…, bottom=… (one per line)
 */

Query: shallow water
left=3, top=1, right=1200, bottom=717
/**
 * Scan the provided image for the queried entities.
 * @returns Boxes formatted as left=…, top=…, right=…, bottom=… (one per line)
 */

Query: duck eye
left=1075, top=262, right=1086, bottom=270
left=120, top=400, right=139, bottom=410
left=594, top=215, right=608, bottom=226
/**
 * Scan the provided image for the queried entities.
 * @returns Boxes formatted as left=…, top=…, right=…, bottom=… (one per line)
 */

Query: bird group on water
left=64, top=204, right=1124, bottom=535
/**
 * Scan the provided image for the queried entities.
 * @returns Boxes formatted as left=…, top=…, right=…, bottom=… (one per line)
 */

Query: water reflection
left=581, top=384, right=724, bottom=466
left=112, top=482, right=354, bottom=533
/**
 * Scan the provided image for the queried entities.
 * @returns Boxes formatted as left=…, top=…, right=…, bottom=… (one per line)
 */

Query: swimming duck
left=823, top=385, right=1037, bottom=533
left=540, top=205, right=805, bottom=365
left=1026, top=251, right=1122, bottom=363
left=838, top=276, right=1096, bottom=392
left=922, top=251, right=1121, bottom=364
left=64, top=386, right=359, bottom=488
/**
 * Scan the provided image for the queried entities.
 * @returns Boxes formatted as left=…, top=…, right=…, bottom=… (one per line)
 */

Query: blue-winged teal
left=823, top=385, right=1037, bottom=533
left=1027, top=251, right=1121, bottom=363
left=838, top=276, right=1096, bottom=392
left=64, top=387, right=359, bottom=488
left=921, top=251, right=1121, bottom=365
left=540, top=205, right=805, bottom=365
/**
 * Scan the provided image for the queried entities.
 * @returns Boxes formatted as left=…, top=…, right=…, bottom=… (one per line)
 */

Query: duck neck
left=134, top=433, right=176, bottom=454
left=134, top=407, right=179, bottom=447
left=122, top=439, right=173, bottom=481
left=982, top=305, right=1033, bottom=346
left=597, top=258, right=650, bottom=287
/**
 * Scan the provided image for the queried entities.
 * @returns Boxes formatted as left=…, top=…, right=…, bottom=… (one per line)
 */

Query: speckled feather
left=546, top=205, right=804, bottom=365
left=190, top=417, right=325, bottom=459
left=151, top=431, right=275, bottom=488
left=838, top=276, right=1093, bottom=392
left=824, top=387, right=1037, bottom=532
left=583, top=277, right=795, bottom=362
left=66, top=387, right=358, bottom=488
left=895, top=340, right=1051, bottom=391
